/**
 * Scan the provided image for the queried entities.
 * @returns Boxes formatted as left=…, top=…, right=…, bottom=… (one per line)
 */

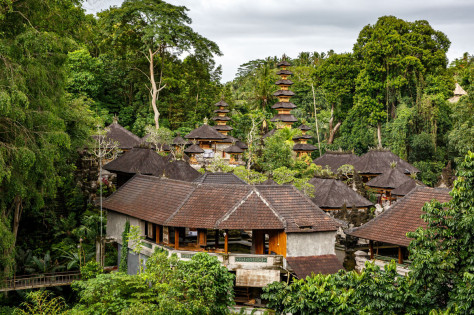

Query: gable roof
left=193, top=172, right=248, bottom=185
left=104, top=122, right=141, bottom=150
left=286, top=255, right=343, bottom=278
left=366, top=168, right=414, bottom=189
left=104, top=175, right=339, bottom=233
left=313, top=152, right=359, bottom=172
left=185, top=124, right=227, bottom=140
left=308, top=178, right=373, bottom=209
left=103, top=147, right=166, bottom=175
left=347, top=186, right=451, bottom=246
left=352, top=150, right=419, bottom=175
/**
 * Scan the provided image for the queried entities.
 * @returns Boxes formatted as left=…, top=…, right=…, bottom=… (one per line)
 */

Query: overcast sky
left=83, top=0, right=474, bottom=82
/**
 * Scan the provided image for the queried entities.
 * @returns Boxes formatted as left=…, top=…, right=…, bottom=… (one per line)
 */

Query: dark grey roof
left=193, top=172, right=248, bottom=185
left=277, top=60, right=291, bottom=67
left=214, top=109, right=229, bottom=114
left=293, top=143, right=317, bottom=151
left=163, top=160, right=201, bottom=182
left=236, top=140, right=248, bottom=150
left=391, top=180, right=424, bottom=196
left=103, top=147, right=166, bottom=175
left=308, top=178, right=373, bottom=209
left=172, top=136, right=188, bottom=145
left=270, top=114, right=298, bottom=123
left=140, top=134, right=171, bottom=151
left=213, top=125, right=233, bottom=132
left=104, top=122, right=141, bottom=149
left=184, top=144, right=204, bottom=154
left=313, top=152, right=359, bottom=172
left=262, top=129, right=276, bottom=139
left=353, top=150, right=419, bottom=175
left=275, top=79, right=294, bottom=85
left=212, top=116, right=231, bottom=121
left=273, top=90, right=295, bottom=97
left=214, top=100, right=229, bottom=107
left=276, top=69, right=293, bottom=75
left=293, top=135, right=312, bottom=141
left=272, top=102, right=297, bottom=109
left=224, top=145, right=244, bottom=154
left=298, top=124, right=311, bottom=131
left=366, top=168, right=415, bottom=189
left=185, top=124, right=227, bottom=140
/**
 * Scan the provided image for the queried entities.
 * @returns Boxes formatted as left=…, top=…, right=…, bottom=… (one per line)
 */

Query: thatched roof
left=272, top=102, right=297, bottom=109
left=224, top=145, right=244, bottom=154
left=293, top=143, right=317, bottom=151
left=308, top=178, right=373, bottom=209
left=172, top=136, right=188, bottom=145
left=185, top=124, right=227, bottom=140
left=104, top=122, right=141, bottom=149
left=262, top=129, right=277, bottom=139
left=214, top=109, right=230, bottom=114
left=212, top=116, right=231, bottom=121
left=391, top=179, right=423, bottom=196
left=140, top=134, right=171, bottom=151
left=273, top=90, right=295, bottom=97
left=214, top=100, right=229, bottom=107
left=313, top=151, right=359, bottom=172
left=277, top=60, right=291, bottom=67
left=184, top=144, right=204, bottom=154
left=103, top=147, right=166, bottom=175
left=214, top=125, right=233, bottom=132
left=163, top=160, right=201, bottom=182
left=293, top=135, right=312, bottom=141
left=276, top=69, right=293, bottom=75
left=352, top=150, right=419, bottom=175
left=236, top=140, right=248, bottom=150
left=270, top=114, right=298, bottom=123
left=275, top=79, right=294, bottom=85
left=366, top=168, right=414, bottom=189
left=297, top=124, right=311, bottom=131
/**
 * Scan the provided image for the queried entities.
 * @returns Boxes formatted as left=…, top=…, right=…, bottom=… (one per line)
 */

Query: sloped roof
left=276, top=69, right=293, bottom=75
left=193, top=172, right=248, bottom=185
left=277, top=60, right=291, bottom=67
left=163, top=160, right=201, bottom=182
left=104, top=122, right=141, bottom=149
left=391, top=180, right=424, bottom=196
left=275, top=79, right=294, bottom=85
left=262, top=129, right=277, bottom=139
left=347, top=187, right=452, bottom=246
left=366, top=168, right=414, bottom=189
left=140, top=134, right=171, bottom=151
left=224, top=145, right=244, bottom=154
left=454, top=83, right=467, bottom=96
left=214, top=125, right=233, bottom=132
left=352, top=150, right=419, bottom=175
left=270, top=114, right=298, bottom=123
left=236, top=140, right=248, bottom=150
left=308, top=178, right=373, bottom=209
left=212, top=116, right=231, bottom=121
left=286, top=255, right=343, bottom=278
left=313, top=151, right=359, bottom=172
left=258, top=178, right=279, bottom=185
left=172, top=136, right=188, bottom=145
left=185, top=124, right=227, bottom=140
left=214, top=100, right=229, bottom=107
left=293, top=143, right=317, bottom=151
left=104, top=175, right=339, bottom=233
left=103, top=147, right=166, bottom=175
left=273, top=90, right=295, bottom=97
left=297, top=124, right=311, bottom=131
left=184, top=144, right=204, bottom=154
left=272, top=102, right=297, bottom=109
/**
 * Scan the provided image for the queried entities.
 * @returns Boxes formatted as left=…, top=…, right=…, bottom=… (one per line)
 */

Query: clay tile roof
left=185, top=124, right=227, bottom=140
left=272, top=102, right=297, bottom=109
left=297, top=124, right=311, bottom=131
left=236, top=140, right=248, bottom=150
left=308, top=178, right=373, bottom=209
left=256, top=185, right=339, bottom=233
left=277, top=60, right=291, bottom=67
left=273, top=90, right=295, bottom=97
left=104, top=122, right=141, bottom=149
left=214, top=100, right=229, bottom=107
left=213, top=125, right=233, bottom=132
left=163, top=160, right=201, bottom=182
left=276, top=69, right=293, bottom=75
left=286, top=255, right=343, bottom=278
left=293, top=143, right=318, bottom=151
left=366, top=168, right=414, bottom=189
left=275, top=79, right=294, bottom=85
left=193, top=172, right=248, bottom=185
left=217, top=190, right=285, bottom=230
left=270, top=114, right=298, bottom=123
left=103, top=175, right=196, bottom=225
left=391, top=180, right=425, bottom=197
left=224, top=145, right=244, bottom=154
left=103, top=147, right=166, bottom=175
left=184, top=144, right=204, bottom=154
left=313, top=151, right=359, bottom=172
left=165, top=184, right=252, bottom=228
left=212, top=116, right=231, bottom=121
left=172, top=135, right=188, bottom=145
left=347, top=186, right=452, bottom=246
left=352, top=150, right=419, bottom=175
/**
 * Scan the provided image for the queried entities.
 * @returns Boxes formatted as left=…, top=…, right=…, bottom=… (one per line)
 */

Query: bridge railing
left=0, top=271, right=81, bottom=291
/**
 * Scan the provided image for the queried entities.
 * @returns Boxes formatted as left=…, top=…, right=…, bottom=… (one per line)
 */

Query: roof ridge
left=254, top=187, right=287, bottom=227
left=214, top=188, right=255, bottom=228
left=163, top=184, right=198, bottom=226
left=110, top=122, right=141, bottom=141
left=321, top=179, right=335, bottom=206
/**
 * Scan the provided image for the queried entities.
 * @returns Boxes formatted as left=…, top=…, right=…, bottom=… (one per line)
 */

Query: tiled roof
left=347, top=187, right=452, bottom=246
left=366, top=168, right=414, bottom=189
left=308, top=178, right=373, bottom=209
left=104, top=122, right=141, bottom=149
left=193, top=172, right=248, bottom=185
left=185, top=124, right=227, bottom=140
left=104, top=175, right=339, bottom=232
left=286, top=255, right=343, bottom=278
left=103, top=176, right=196, bottom=224
left=313, top=152, right=359, bottom=172
left=352, top=150, right=419, bottom=175
left=103, top=147, right=166, bottom=175
left=217, top=191, right=285, bottom=230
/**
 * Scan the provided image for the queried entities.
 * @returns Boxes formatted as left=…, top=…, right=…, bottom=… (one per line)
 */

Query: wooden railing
left=0, top=271, right=81, bottom=292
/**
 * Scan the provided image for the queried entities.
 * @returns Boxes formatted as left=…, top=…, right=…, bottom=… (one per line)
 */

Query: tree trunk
left=149, top=48, right=160, bottom=129
left=377, top=122, right=382, bottom=148
left=328, top=121, right=342, bottom=144
left=4, top=196, right=22, bottom=276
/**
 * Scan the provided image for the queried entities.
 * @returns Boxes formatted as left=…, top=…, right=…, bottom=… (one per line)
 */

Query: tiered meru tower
left=271, top=60, right=298, bottom=128
left=212, top=100, right=232, bottom=135
left=293, top=124, right=317, bottom=157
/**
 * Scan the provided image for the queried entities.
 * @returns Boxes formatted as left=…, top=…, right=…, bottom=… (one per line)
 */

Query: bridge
left=0, top=271, right=81, bottom=292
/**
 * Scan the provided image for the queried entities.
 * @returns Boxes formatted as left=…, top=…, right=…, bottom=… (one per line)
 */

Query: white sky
left=83, top=0, right=474, bottom=82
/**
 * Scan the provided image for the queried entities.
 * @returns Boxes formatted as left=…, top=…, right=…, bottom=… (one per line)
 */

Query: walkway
left=0, top=271, right=81, bottom=292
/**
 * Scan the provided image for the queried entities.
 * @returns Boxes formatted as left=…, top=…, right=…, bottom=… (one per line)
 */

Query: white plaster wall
left=286, top=231, right=336, bottom=257
left=106, top=211, right=141, bottom=244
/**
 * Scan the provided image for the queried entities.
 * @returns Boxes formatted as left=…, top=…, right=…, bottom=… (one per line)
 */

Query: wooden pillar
left=224, top=230, right=229, bottom=254
left=215, top=230, right=219, bottom=248
left=254, top=230, right=264, bottom=255
left=174, top=228, right=179, bottom=250
left=155, top=225, right=160, bottom=244
left=369, top=240, right=374, bottom=259
left=398, top=247, right=403, bottom=264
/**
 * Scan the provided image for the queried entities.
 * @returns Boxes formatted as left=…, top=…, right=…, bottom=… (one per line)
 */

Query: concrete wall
left=286, top=231, right=336, bottom=257
left=106, top=210, right=142, bottom=243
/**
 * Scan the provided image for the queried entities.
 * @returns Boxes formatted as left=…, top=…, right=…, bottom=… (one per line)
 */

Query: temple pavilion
left=293, top=124, right=317, bottom=157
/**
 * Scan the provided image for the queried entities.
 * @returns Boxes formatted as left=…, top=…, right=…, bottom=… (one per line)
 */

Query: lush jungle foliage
left=263, top=151, right=474, bottom=314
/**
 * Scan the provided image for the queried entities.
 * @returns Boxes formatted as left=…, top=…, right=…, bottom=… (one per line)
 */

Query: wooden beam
left=215, top=230, right=219, bottom=248
left=398, top=246, right=403, bottom=264
left=174, top=228, right=179, bottom=250
left=369, top=240, right=374, bottom=259
left=155, top=225, right=160, bottom=244
left=224, top=230, right=229, bottom=254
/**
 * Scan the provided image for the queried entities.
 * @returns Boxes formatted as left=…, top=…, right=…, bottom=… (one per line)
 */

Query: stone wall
left=286, top=231, right=336, bottom=257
